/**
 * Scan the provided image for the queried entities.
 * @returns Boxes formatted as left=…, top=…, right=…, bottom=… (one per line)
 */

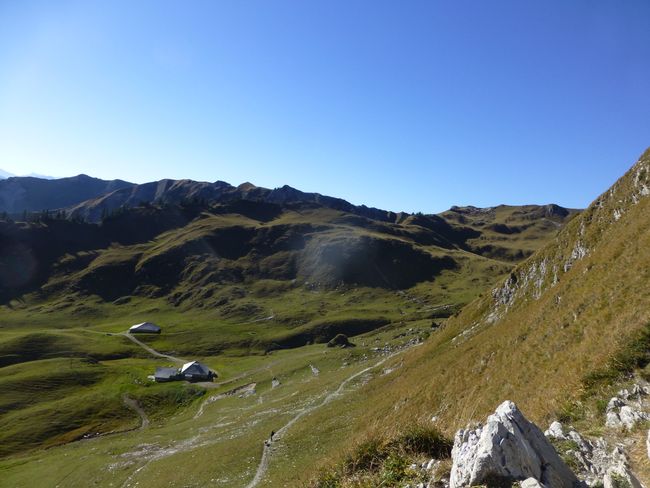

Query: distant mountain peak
left=237, top=182, right=257, bottom=191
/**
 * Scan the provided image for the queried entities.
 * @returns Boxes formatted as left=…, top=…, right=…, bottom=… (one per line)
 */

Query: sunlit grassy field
left=0, top=304, right=430, bottom=487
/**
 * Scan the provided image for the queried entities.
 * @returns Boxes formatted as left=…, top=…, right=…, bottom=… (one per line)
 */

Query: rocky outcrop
left=605, top=385, right=650, bottom=430
left=450, top=401, right=580, bottom=488
left=602, top=447, right=644, bottom=488
left=545, top=420, right=623, bottom=486
left=543, top=389, right=649, bottom=488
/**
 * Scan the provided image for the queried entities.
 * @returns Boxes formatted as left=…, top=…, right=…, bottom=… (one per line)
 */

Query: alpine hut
left=154, top=367, right=181, bottom=382
left=180, top=361, right=214, bottom=381
left=129, top=322, right=161, bottom=334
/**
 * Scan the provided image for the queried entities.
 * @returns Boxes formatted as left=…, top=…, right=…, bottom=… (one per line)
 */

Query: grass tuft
left=311, top=424, right=451, bottom=487
left=582, top=322, right=650, bottom=394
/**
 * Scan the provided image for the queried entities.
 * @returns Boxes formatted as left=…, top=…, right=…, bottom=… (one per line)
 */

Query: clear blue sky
left=1, top=1, right=649, bottom=213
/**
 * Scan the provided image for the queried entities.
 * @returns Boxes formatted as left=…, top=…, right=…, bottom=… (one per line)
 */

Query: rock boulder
left=449, top=401, right=581, bottom=488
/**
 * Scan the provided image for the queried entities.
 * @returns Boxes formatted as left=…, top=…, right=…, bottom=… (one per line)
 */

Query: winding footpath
left=244, top=352, right=400, bottom=488
left=120, top=332, right=188, bottom=365
left=122, top=395, right=150, bottom=430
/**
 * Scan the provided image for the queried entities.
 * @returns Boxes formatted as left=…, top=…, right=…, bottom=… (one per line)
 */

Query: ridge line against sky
left=0, top=169, right=614, bottom=214
left=1, top=0, right=649, bottom=213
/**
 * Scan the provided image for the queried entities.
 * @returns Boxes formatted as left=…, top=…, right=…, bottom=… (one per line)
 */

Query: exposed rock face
left=482, top=151, right=650, bottom=331
left=450, top=401, right=580, bottom=488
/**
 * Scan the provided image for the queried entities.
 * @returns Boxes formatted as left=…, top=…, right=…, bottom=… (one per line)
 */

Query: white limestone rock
left=521, top=478, right=547, bottom=488
left=449, top=401, right=581, bottom=488
left=607, top=397, right=625, bottom=413
left=606, top=411, right=623, bottom=429
left=545, top=421, right=567, bottom=440
left=616, top=384, right=650, bottom=402
left=603, top=447, right=644, bottom=488
left=605, top=398, right=650, bottom=430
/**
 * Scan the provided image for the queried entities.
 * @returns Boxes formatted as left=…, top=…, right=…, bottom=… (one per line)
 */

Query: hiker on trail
left=270, top=430, right=275, bottom=441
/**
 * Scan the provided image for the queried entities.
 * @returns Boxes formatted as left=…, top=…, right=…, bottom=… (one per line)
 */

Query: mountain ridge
left=0, top=172, right=578, bottom=228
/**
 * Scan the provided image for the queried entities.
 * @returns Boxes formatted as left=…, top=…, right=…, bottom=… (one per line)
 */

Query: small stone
left=631, top=384, right=644, bottom=398
left=545, top=421, right=566, bottom=439
left=568, top=430, right=590, bottom=453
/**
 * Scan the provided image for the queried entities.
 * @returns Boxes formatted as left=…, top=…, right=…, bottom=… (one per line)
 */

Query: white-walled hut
left=129, top=322, right=161, bottom=334
left=180, top=361, right=214, bottom=381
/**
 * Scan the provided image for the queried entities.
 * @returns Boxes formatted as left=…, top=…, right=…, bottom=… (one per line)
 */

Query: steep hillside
left=307, top=148, right=650, bottom=486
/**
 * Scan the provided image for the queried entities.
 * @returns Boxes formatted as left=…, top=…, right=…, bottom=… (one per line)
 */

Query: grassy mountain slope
left=0, top=196, right=575, bottom=469
left=305, top=148, right=650, bottom=485
left=440, top=203, right=579, bottom=261
left=1, top=201, right=575, bottom=305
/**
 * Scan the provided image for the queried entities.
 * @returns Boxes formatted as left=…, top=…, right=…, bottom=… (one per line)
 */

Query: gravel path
left=122, top=395, right=150, bottom=430
left=121, top=332, right=187, bottom=365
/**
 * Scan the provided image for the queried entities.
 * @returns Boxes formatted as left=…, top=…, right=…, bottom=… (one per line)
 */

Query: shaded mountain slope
left=28, top=205, right=469, bottom=302
left=0, top=174, right=133, bottom=214
left=66, top=179, right=404, bottom=223
left=0, top=199, right=574, bottom=307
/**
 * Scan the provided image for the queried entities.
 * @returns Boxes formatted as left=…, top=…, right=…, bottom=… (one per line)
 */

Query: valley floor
left=0, top=307, right=422, bottom=488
